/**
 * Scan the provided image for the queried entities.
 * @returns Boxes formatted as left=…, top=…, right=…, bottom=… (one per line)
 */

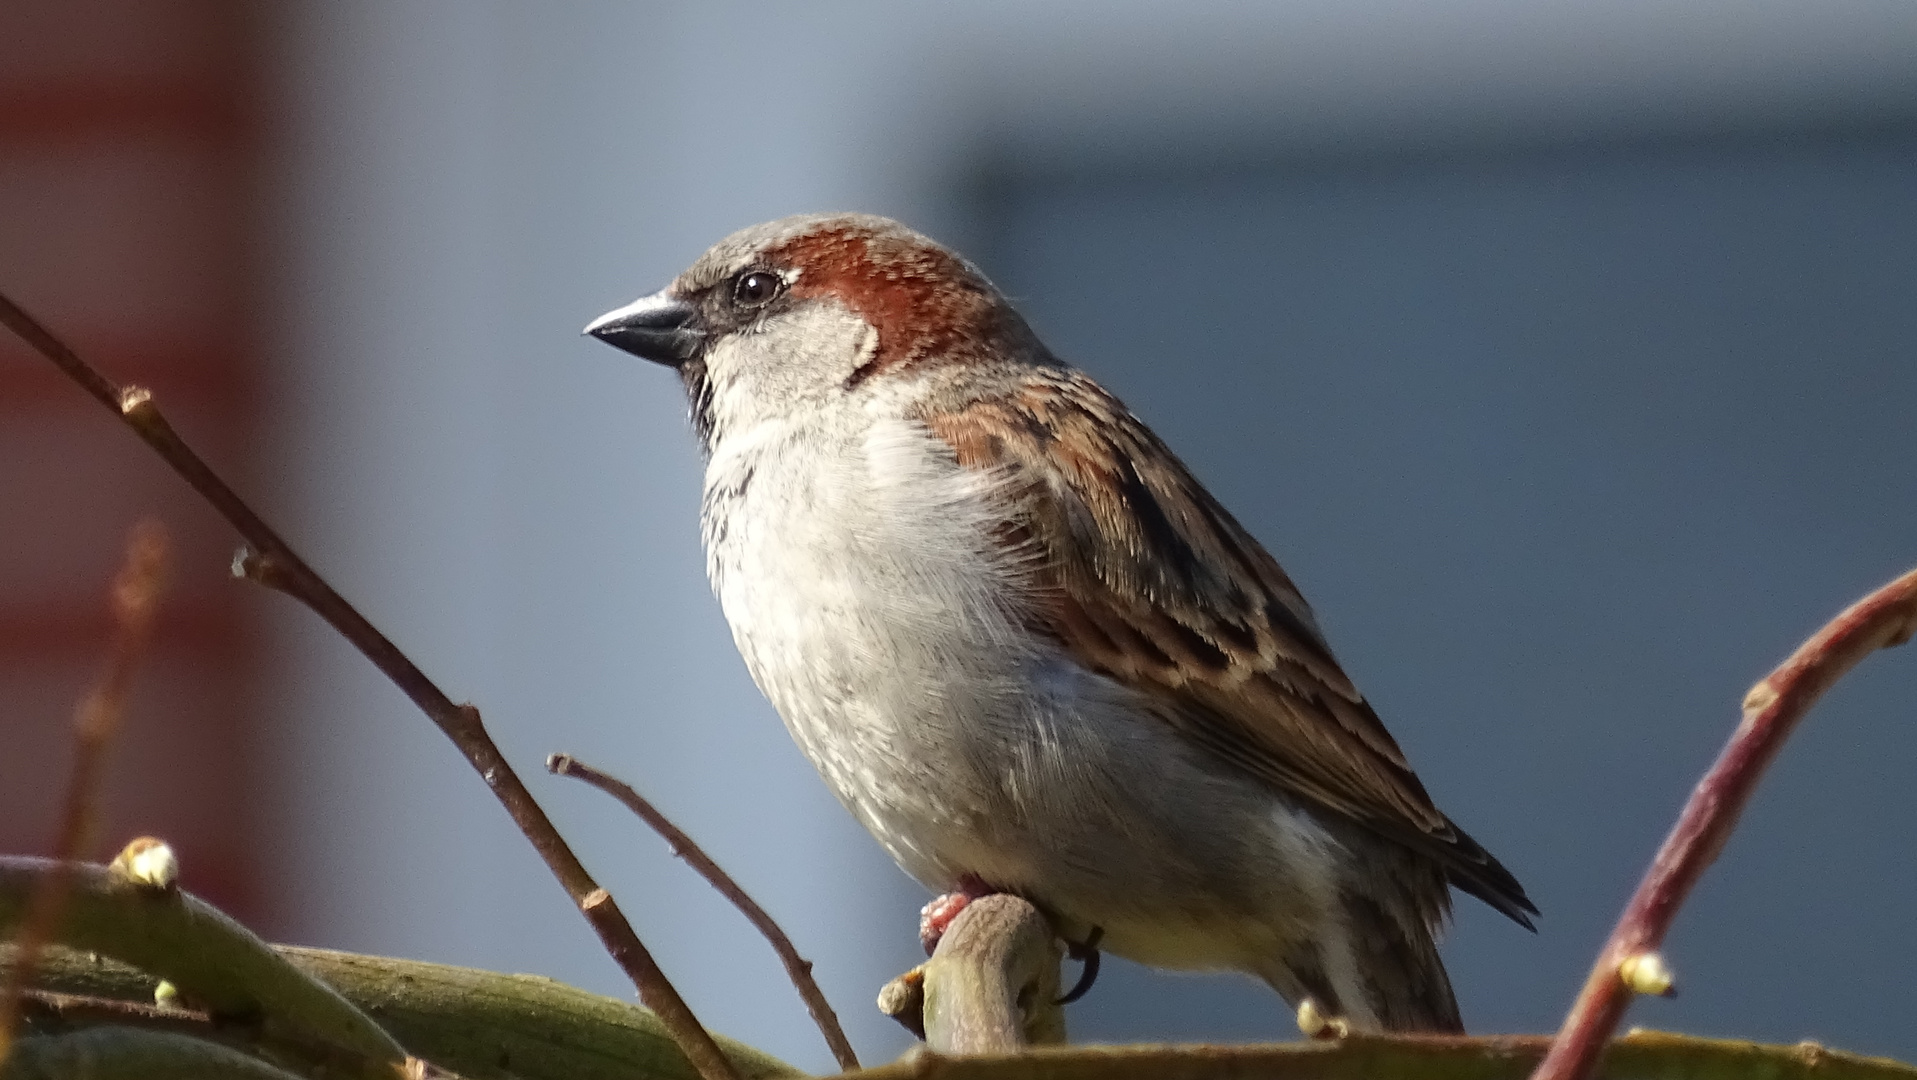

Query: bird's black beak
left=583, top=291, right=704, bottom=368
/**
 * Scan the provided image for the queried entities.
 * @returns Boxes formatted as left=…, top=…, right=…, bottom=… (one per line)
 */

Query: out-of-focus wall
left=0, top=0, right=266, bottom=919
left=5, top=1, right=1907, bottom=1075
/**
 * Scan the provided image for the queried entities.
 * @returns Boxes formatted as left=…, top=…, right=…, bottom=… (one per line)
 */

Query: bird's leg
left=918, top=873, right=996, bottom=955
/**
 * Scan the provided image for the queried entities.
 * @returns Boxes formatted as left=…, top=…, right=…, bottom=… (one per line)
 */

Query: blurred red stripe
left=0, top=338, right=252, bottom=411
left=0, top=80, right=248, bottom=142
left=0, top=597, right=250, bottom=659
left=0, top=0, right=267, bottom=930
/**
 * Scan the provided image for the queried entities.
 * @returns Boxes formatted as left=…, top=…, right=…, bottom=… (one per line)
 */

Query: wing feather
left=923, top=368, right=1536, bottom=927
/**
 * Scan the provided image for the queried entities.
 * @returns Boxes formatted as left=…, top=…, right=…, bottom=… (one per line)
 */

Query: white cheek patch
left=701, top=300, right=881, bottom=440
left=850, top=320, right=880, bottom=374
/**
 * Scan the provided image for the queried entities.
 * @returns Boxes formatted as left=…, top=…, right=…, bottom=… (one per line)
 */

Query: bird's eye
left=733, top=270, right=783, bottom=307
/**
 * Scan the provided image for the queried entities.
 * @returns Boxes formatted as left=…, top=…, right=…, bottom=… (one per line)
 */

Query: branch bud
left=110, top=836, right=179, bottom=890
left=1618, top=951, right=1675, bottom=997
left=1295, top=996, right=1349, bottom=1039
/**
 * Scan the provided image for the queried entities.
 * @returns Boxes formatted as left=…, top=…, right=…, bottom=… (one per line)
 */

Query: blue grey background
left=259, top=3, right=1917, bottom=1072
left=970, top=131, right=1917, bottom=1046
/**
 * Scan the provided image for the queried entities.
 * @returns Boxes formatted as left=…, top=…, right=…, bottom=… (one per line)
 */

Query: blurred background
left=3, top=0, right=1915, bottom=1071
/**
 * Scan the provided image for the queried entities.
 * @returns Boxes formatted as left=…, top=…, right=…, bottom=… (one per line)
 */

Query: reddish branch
left=1532, top=566, right=1917, bottom=1080
left=0, top=521, right=168, bottom=1058
left=0, top=293, right=743, bottom=1080
left=548, top=753, right=861, bottom=1071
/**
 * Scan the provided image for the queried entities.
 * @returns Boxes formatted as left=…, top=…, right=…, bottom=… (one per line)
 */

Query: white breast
left=701, top=395, right=1049, bottom=885
left=695, top=375, right=1351, bottom=981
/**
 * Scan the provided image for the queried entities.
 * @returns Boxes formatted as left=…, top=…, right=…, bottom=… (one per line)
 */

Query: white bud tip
left=1743, top=679, right=1780, bottom=714
left=1619, top=951, right=1675, bottom=996
left=119, top=386, right=153, bottom=414
left=1296, top=997, right=1326, bottom=1036
left=1295, top=997, right=1349, bottom=1039
left=154, top=979, right=179, bottom=1006
left=117, top=837, right=179, bottom=889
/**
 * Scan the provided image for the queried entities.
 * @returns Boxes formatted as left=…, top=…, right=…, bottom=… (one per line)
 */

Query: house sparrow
left=586, top=213, right=1535, bottom=1033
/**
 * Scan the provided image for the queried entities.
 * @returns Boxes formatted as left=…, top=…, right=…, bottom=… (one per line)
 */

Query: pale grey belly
left=721, top=543, right=1342, bottom=968
left=704, top=423, right=1343, bottom=970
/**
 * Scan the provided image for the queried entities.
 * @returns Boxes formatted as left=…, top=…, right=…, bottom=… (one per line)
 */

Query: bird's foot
left=1057, top=925, right=1105, bottom=1004
left=918, top=873, right=995, bottom=955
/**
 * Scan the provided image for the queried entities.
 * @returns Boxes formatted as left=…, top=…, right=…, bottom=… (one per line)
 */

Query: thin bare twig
left=0, top=520, right=168, bottom=1060
left=547, top=753, right=860, bottom=1071
left=1532, top=566, right=1917, bottom=1080
left=17, top=986, right=212, bottom=1036
left=0, top=292, right=742, bottom=1080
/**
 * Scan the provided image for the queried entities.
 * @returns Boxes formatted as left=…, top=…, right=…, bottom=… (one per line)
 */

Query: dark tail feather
left=1342, top=889, right=1464, bottom=1033
left=1432, top=818, right=1539, bottom=931
left=1263, top=885, right=1464, bottom=1034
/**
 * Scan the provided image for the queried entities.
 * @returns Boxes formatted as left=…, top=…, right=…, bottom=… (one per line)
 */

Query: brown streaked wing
left=922, top=367, right=1536, bottom=927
